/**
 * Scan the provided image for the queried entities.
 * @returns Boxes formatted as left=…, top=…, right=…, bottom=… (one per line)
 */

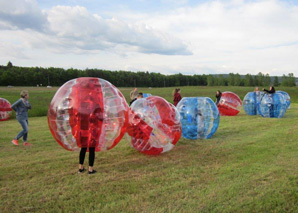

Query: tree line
left=0, top=62, right=296, bottom=87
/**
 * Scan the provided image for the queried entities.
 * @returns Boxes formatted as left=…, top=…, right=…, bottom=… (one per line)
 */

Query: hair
left=270, top=86, right=275, bottom=93
left=254, top=87, right=259, bottom=92
left=137, top=92, right=143, bottom=98
left=172, top=88, right=180, bottom=96
left=20, top=90, right=29, bottom=98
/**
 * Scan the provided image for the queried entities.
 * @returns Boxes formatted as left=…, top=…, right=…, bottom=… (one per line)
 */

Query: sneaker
left=78, top=168, right=85, bottom=173
left=11, top=139, right=19, bottom=146
left=23, top=142, right=32, bottom=146
left=88, top=170, right=97, bottom=175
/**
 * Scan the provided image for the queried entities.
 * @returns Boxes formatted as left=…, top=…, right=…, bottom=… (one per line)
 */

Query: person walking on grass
left=11, top=90, right=32, bottom=146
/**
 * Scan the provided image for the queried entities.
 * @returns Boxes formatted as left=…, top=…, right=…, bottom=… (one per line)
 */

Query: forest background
left=0, top=62, right=296, bottom=87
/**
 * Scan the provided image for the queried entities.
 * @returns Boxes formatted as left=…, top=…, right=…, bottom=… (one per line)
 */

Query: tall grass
left=0, top=86, right=297, bottom=212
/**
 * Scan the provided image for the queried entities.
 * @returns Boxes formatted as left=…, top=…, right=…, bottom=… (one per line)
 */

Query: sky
left=1, top=0, right=298, bottom=76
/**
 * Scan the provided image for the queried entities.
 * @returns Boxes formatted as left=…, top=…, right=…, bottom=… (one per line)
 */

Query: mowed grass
left=0, top=86, right=297, bottom=212
left=1, top=85, right=297, bottom=117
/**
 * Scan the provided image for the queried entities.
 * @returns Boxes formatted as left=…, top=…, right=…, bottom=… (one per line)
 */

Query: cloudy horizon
left=0, top=0, right=298, bottom=76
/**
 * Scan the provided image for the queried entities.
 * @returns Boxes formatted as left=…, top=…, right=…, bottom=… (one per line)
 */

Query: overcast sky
left=1, top=0, right=298, bottom=76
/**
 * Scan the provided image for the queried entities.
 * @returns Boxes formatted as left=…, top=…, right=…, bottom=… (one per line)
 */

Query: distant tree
left=0, top=64, right=283, bottom=87
left=207, top=75, right=215, bottom=86
left=255, top=72, right=264, bottom=86
left=281, top=73, right=296, bottom=87
left=228, top=73, right=235, bottom=86
left=7, top=61, right=13, bottom=68
left=273, top=76, right=279, bottom=87
left=244, top=74, right=254, bottom=86
left=234, top=73, right=242, bottom=86
left=264, top=73, right=271, bottom=86
left=218, top=74, right=227, bottom=86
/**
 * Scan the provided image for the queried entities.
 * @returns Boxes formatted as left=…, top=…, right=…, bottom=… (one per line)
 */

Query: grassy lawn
left=0, top=86, right=297, bottom=212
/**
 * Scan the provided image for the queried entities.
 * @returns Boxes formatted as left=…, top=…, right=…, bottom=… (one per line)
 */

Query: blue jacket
left=11, top=98, right=31, bottom=120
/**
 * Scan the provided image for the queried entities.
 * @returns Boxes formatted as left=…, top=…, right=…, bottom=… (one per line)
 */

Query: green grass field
left=0, top=86, right=297, bottom=212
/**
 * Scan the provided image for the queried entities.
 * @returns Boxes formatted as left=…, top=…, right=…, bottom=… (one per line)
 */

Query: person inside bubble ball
left=78, top=96, right=99, bottom=175
left=173, top=88, right=182, bottom=106
left=129, top=92, right=143, bottom=106
left=262, top=86, right=276, bottom=117
left=263, top=86, right=275, bottom=94
left=11, top=90, right=32, bottom=146
left=215, top=90, right=222, bottom=105
left=130, top=88, right=138, bottom=100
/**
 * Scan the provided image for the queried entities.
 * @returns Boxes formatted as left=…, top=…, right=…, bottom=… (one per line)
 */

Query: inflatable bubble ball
left=276, top=91, right=291, bottom=109
left=48, top=77, right=128, bottom=151
left=143, top=93, right=152, bottom=98
left=258, top=93, right=287, bottom=118
left=243, top=91, right=264, bottom=115
left=217, top=92, right=242, bottom=116
left=126, top=96, right=181, bottom=155
left=176, top=97, right=220, bottom=139
left=0, top=98, right=12, bottom=121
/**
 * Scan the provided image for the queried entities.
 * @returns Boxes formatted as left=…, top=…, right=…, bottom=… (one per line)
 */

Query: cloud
left=0, top=0, right=297, bottom=76
left=133, top=0, right=298, bottom=75
left=0, top=1, right=191, bottom=56
left=46, top=5, right=191, bottom=55
left=142, top=0, right=298, bottom=50
left=0, top=0, right=47, bottom=31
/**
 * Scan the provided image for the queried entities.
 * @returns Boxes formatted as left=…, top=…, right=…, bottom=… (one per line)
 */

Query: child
left=129, top=92, right=143, bottom=106
left=173, top=88, right=182, bottom=106
left=11, top=90, right=32, bottom=146
left=215, top=90, right=222, bottom=105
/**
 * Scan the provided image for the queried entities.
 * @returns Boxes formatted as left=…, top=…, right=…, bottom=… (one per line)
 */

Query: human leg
left=88, top=147, right=96, bottom=174
left=12, top=119, right=28, bottom=145
left=79, top=148, right=87, bottom=172
left=15, top=119, right=29, bottom=141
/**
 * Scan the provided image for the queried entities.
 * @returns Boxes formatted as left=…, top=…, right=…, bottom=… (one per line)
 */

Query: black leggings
left=79, top=147, right=95, bottom=167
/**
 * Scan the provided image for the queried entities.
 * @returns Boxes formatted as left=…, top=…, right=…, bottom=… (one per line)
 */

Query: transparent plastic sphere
left=276, top=91, right=291, bottom=109
left=243, top=91, right=264, bottom=115
left=258, top=93, right=287, bottom=118
left=176, top=97, right=220, bottom=139
left=143, top=93, right=152, bottom=98
left=0, top=98, right=12, bottom=121
left=48, top=77, right=128, bottom=151
left=217, top=92, right=242, bottom=116
left=127, top=96, right=181, bottom=155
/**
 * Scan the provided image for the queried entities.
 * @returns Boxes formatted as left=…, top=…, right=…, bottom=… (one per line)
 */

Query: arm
left=263, top=89, right=274, bottom=94
left=11, top=99, right=22, bottom=111
left=24, top=100, right=32, bottom=109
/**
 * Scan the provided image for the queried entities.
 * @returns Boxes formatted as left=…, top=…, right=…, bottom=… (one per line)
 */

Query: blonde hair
left=20, top=90, right=29, bottom=98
